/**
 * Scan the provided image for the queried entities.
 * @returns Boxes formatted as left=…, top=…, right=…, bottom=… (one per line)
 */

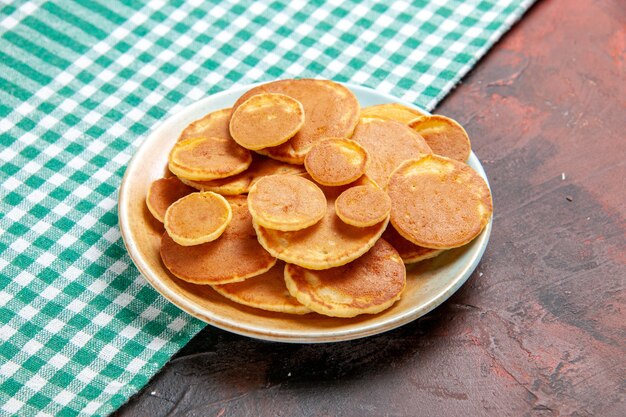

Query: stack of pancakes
left=146, top=79, right=493, bottom=318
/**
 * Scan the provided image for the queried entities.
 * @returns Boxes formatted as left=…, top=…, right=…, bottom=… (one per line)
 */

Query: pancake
left=254, top=177, right=388, bottom=270
left=160, top=196, right=276, bottom=284
left=387, top=155, right=492, bottom=249
left=212, top=261, right=311, bottom=315
left=247, top=175, right=326, bottom=231
left=164, top=192, right=232, bottom=246
left=179, top=155, right=305, bottom=195
left=382, top=224, right=444, bottom=264
left=408, top=115, right=471, bottom=162
left=178, top=108, right=232, bottom=142
left=229, top=93, right=305, bottom=150
left=169, top=136, right=252, bottom=181
left=335, top=184, right=391, bottom=227
left=304, top=138, right=368, bottom=186
left=232, top=79, right=360, bottom=164
left=146, top=177, right=196, bottom=223
left=360, top=103, right=426, bottom=124
left=284, top=239, right=406, bottom=317
left=351, top=118, right=432, bottom=188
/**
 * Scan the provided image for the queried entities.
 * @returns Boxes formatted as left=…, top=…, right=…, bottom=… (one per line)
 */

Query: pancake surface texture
left=284, top=239, right=406, bottom=317
left=360, top=103, right=426, bottom=123
left=146, top=177, right=196, bottom=222
left=254, top=178, right=388, bottom=270
left=169, top=136, right=252, bottom=181
left=409, top=115, right=471, bottom=162
left=335, top=184, right=391, bottom=227
left=232, top=79, right=360, bottom=164
left=248, top=175, right=327, bottom=231
left=382, top=225, right=443, bottom=264
left=351, top=118, right=432, bottom=188
left=177, top=108, right=232, bottom=142
left=387, top=155, right=492, bottom=249
left=212, top=261, right=311, bottom=315
left=164, top=192, right=232, bottom=246
left=304, top=138, right=368, bottom=186
left=230, top=93, right=305, bottom=150
left=160, top=196, right=276, bottom=284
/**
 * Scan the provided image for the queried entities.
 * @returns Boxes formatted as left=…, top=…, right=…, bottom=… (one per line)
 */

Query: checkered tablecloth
left=0, top=0, right=534, bottom=415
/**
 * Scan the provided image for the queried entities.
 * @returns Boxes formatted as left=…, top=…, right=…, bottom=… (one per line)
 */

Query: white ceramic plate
left=118, top=82, right=492, bottom=343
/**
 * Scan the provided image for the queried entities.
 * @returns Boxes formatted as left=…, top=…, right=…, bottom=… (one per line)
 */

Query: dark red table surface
left=116, top=0, right=626, bottom=415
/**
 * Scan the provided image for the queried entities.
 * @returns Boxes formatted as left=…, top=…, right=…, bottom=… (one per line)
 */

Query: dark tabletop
left=116, top=0, right=626, bottom=415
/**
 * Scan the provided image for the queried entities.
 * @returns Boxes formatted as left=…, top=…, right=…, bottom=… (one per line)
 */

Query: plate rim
left=118, top=81, right=492, bottom=343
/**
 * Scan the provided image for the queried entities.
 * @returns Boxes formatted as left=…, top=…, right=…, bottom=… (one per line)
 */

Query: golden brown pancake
left=351, top=118, right=432, bottom=188
left=169, top=136, right=252, bottom=181
left=284, top=239, right=406, bottom=317
left=335, top=185, right=391, bottom=227
left=387, top=155, right=492, bottom=249
left=146, top=177, right=196, bottom=223
left=247, top=175, right=326, bottom=231
left=160, top=196, right=276, bottom=284
left=254, top=177, right=388, bottom=270
left=164, top=192, right=232, bottom=246
left=382, top=224, right=443, bottom=264
left=360, top=103, right=426, bottom=124
left=232, top=79, right=360, bottom=164
left=408, top=115, right=471, bottom=162
left=179, top=155, right=305, bottom=195
left=212, top=261, right=311, bottom=315
left=304, top=138, right=368, bottom=186
left=230, top=93, right=305, bottom=150
left=177, top=108, right=232, bottom=142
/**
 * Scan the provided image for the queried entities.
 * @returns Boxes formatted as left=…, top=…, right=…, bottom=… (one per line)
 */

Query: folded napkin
left=0, top=0, right=534, bottom=415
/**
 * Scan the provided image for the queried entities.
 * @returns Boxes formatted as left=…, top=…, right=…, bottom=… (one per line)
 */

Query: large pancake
left=382, top=224, right=443, bottom=264
left=179, top=155, right=305, bottom=195
left=408, top=115, right=471, bottom=162
left=212, top=261, right=311, bottom=315
left=254, top=177, right=388, bottom=270
left=351, top=118, right=432, bottom=188
left=160, top=196, right=276, bottom=284
left=360, top=103, right=426, bottom=124
left=146, top=177, right=196, bottom=223
left=232, top=79, right=360, bottom=164
left=164, top=192, right=232, bottom=246
left=284, top=239, right=406, bottom=317
left=178, top=108, right=232, bottom=142
left=304, top=138, right=368, bottom=186
left=335, top=184, right=391, bottom=227
left=247, top=175, right=326, bottom=231
left=230, top=93, right=304, bottom=150
left=387, top=155, right=493, bottom=249
left=169, top=136, right=252, bottom=181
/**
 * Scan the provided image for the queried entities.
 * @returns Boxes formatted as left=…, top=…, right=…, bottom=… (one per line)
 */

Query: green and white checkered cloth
left=0, top=0, right=534, bottom=415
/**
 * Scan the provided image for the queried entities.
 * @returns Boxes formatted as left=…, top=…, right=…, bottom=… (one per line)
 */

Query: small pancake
left=382, top=225, right=443, bottom=264
left=304, top=138, right=368, bottom=186
left=387, top=155, right=493, bottom=249
left=351, top=118, right=432, bottom=188
left=160, top=196, right=276, bottom=284
left=254, top=177, right=388, bottom=270
left=360, top=103, right=426, bottom=124
left=230, top=93, right=305, bottom=150
left=164, top=192, right=232, bottom=246
left=169, top=136, right=252, bottom=181
left=146, top=177, right=196, bottom=223
left=178, top=108, right=232, bottom=142
left=179, top=155, right=305, bottom=195
left=248, top=175, right=326, bottom=231
left=232, top=79, right=360, bottom=164
left=335, top=185, right=391, bottom=227
left=212, top=261, right=311, bottom=315
left=284, top=239, right=406, bottom=317
left=408, top=115, right=471, bottom=162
